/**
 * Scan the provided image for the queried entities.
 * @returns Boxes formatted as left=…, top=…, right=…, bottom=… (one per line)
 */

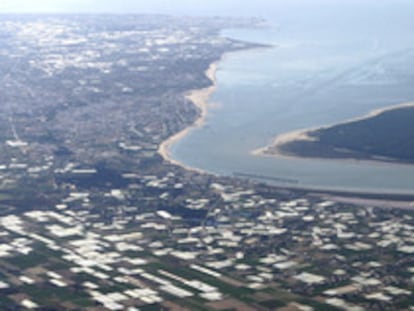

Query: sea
left=170, top=2, right=414, bottom=194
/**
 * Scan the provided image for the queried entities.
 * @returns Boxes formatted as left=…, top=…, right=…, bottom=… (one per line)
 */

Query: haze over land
left=1, top=0, right=413, bottom=17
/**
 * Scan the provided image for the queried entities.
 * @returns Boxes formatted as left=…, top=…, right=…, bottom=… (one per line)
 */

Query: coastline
left=253, top=101, right=414, bottom=165
left=157, top=58, right=220, bottom=174
left=157, top=41, right=271, bottom=174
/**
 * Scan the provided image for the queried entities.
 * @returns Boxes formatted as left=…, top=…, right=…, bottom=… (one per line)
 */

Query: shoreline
left=253, top=101, right=414, bottom=166
left=157, top=41, right=270, bottom=173
left=157, top=58, right=221, bottom=174
left=158, top=42, right=271, bottom=174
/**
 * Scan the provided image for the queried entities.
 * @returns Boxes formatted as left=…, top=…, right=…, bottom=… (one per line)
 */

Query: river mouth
left=169, top=7, right=414, bottom=195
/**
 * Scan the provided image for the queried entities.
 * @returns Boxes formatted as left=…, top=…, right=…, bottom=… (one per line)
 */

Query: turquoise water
left=171, top=6, right=414, bottom=194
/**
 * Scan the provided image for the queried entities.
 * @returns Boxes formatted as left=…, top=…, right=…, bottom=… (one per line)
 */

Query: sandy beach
left=253, top=101, right=414, bottom=162
left=157, top=61, right=219, bottom=173
left=157, top=44, right=269, bottom=173
left=252, top=127, right=318, bottom=159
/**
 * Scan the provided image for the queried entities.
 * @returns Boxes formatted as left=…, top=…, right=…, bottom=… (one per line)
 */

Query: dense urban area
left=0, top=15, right=413, bottom=311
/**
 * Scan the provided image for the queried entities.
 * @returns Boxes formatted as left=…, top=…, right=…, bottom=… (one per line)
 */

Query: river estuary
left=170, top=4, right=414, bottom=194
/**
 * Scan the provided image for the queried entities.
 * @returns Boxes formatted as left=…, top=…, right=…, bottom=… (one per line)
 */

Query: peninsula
left=256, top=102, right=414, bottom=164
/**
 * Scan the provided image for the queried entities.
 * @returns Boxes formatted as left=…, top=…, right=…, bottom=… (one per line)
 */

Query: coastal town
left=0, top=14, right=413, bottom=311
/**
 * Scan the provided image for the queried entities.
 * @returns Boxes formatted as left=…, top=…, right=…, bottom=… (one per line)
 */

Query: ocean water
left=170, top=3, right=414, bottom=194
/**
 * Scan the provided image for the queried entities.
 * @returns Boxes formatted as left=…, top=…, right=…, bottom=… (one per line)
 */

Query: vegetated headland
left=255, top=102, right=414, bottom=165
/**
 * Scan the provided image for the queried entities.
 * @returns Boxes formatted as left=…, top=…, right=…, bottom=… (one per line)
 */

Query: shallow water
left=171, top=4, right=414, bottom=194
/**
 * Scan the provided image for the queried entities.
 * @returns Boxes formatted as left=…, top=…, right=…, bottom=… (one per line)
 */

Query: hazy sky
left=2, top=0, right=286, bottom=15
left=2, top=0, right=270, bottom=15
left=0, top=0, right=408, bottom=16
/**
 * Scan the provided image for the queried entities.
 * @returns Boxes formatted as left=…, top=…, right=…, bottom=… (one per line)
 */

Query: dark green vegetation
left=279, top=105, right=414, bottom=163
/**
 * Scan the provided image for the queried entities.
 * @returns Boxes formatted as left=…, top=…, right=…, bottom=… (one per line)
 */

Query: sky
left=3, top=0, right=267, bottom=15
left=0, top=0, right=413, bottom=30
left=0, top=0, right=409, bottom=16
left=1, top=0, right=281, bottom=15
